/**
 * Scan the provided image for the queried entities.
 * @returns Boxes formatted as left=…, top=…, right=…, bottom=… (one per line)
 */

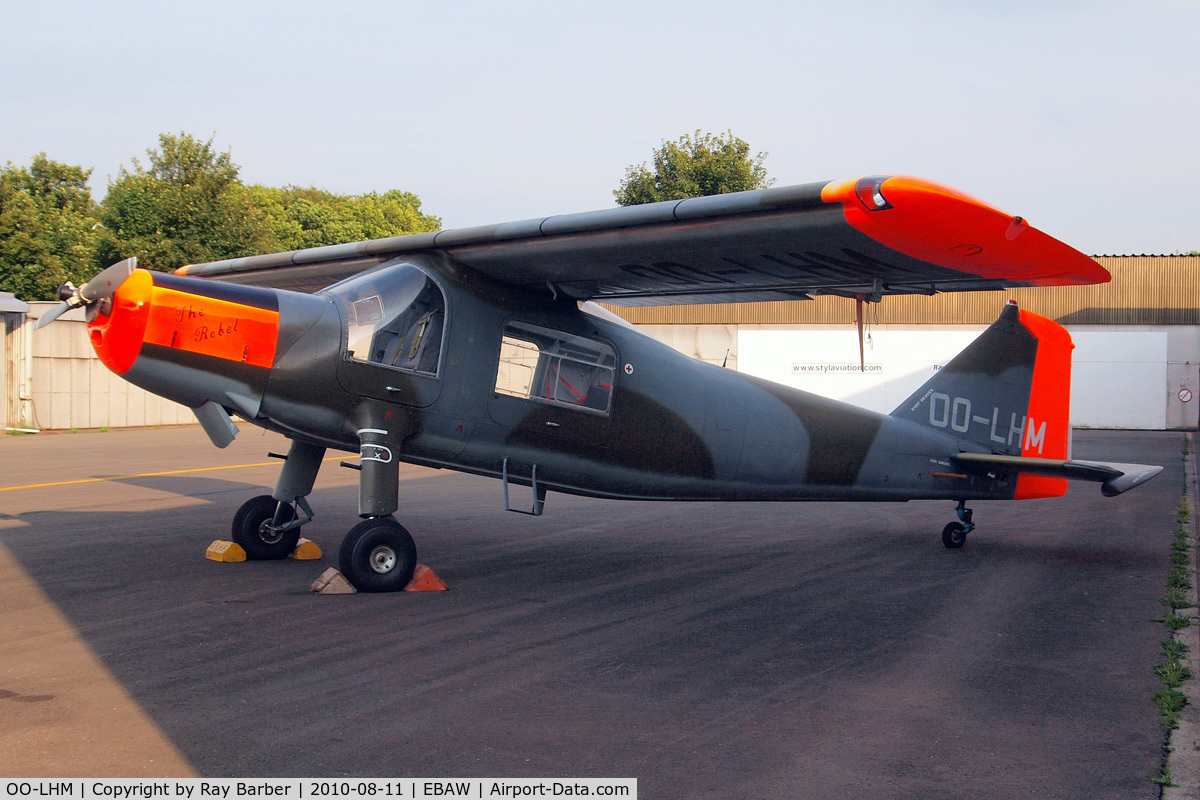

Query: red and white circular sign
left=1180, top=388, right=1193, bottom=404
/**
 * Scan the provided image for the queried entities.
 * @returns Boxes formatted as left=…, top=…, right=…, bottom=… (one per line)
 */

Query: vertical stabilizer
left=891, top=301, right=1073, bottom=498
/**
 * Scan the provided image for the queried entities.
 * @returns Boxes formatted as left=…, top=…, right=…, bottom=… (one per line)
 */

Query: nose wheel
left=942, top=502, right=975, bottom=549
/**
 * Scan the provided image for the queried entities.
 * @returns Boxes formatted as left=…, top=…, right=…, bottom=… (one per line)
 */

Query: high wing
left=175, top=175, right=1110, bottom=302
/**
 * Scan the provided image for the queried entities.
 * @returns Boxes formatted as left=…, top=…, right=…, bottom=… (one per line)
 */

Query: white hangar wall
left=638, top=323, right=1200, bottom=431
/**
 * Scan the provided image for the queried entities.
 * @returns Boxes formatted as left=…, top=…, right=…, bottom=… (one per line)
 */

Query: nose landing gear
left=942, top=501, right=975, bottom=549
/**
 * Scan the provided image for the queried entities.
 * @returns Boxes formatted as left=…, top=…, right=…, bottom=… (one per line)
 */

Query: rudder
left=891, top=300, right=1073, bottom=498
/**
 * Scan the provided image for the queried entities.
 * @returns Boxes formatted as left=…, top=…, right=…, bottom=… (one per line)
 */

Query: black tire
left=231, top=494, right=300, bottom=560
left=339, top=517, right=417, bottom=593
left=942, top=521, right=967, bottom=549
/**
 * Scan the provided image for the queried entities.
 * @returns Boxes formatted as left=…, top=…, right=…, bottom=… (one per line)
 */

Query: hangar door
left=1069, top=330, right=1168, bottom=430
left=734, top=326, right=1171, bottom=430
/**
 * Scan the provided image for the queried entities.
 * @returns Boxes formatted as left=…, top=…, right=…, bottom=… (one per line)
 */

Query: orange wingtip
left=174, top=265, right=190, bottom=276
left=822, top=176, right=1110, bottom=287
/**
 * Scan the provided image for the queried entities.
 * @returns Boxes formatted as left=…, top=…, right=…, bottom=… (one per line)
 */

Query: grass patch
left=1154, top=687, right=1189, bottom=731
left=1156, top=611, right=1192, bottom=632
left=1155, top=660, right=1194, bottom=688
left=1162, top=587, right=1192, bottom=610
left=1152, top=461, right=1194, bottom=782
left=1150, top=764, right=1176, bottom=787
left=1163, top=638, right=1188, bottom=661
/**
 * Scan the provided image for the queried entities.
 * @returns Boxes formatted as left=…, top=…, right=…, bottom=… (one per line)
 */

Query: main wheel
left=339, top=517, right=417, bottom=593
left=231, top=494, right=300, bottom=560
left=942, top=521, right=968, bottom=549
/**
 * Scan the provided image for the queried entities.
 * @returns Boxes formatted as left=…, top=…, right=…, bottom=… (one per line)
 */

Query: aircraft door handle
left=545, top=421, right=561, bottom=428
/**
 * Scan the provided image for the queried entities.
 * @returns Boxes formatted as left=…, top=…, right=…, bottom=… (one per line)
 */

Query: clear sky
left=3, top=0, right=1196, bottom=255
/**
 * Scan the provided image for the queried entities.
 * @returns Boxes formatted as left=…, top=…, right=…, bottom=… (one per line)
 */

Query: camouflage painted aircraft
left=36, top=175, right=1162, bottom=591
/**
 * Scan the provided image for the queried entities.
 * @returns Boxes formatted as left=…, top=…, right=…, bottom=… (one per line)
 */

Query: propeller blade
left=33, top=258, right=138, bottom=329
left=79, top=257, right=137, bottom=303
left=33, top=300, right=77, bottom=330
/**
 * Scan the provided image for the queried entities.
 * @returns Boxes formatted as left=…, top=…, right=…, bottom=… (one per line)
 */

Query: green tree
left=614, top=130, right=773, bottom=206
left=96, top=133, right=273, bottom=272
left=246, top=185, right=439, bottom=251
left=0, top=133, right=442, bottom=295
left=0, top=154, right=100, bottom=299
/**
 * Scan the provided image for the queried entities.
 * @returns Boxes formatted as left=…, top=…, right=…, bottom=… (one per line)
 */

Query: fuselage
left=87, top=256, right=1015, bottom=505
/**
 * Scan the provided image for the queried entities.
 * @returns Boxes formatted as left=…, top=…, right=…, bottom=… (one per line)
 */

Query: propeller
left=34, top=257, right=137, bottom=330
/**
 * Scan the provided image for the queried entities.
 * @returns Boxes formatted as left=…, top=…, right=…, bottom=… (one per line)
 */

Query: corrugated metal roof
left=604, top=255, right=1200, bottom=326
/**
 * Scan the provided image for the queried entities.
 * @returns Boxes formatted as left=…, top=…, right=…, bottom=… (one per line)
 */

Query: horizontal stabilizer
left=951, top=452, right=1163, bottom=496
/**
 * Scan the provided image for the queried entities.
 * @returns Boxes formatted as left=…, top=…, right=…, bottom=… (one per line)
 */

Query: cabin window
left=495, top=322, right=616, bottom=414
left=320, top=262, right=446, bottom=376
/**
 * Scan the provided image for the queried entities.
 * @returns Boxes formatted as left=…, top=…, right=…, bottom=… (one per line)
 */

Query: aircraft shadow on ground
left=0, top=459, right=1177, bottom=783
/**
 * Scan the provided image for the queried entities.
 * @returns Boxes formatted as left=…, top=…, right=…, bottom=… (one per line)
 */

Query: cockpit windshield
left=319, top=262, right=446, bottom=376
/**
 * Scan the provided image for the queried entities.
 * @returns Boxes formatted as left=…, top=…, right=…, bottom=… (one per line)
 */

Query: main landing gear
left=230, top=432, right=418, bottom=592
left=942, top=500, right=975, bottom=549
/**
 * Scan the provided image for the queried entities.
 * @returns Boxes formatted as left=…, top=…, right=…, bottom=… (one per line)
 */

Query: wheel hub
left=369, top=545, right=397, bottom=574
left=258, top=521, right=285, bottom=545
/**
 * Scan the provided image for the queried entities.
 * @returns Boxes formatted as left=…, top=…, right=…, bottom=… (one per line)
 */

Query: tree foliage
left=0, top=132, right=441, bottom=300
left=614, top=130, right=773, bottom=206
left=96, top=133, right=270, bottom=272
left=0, top=155, right=101, bottom=299
left=248, top=185, right=439, bottom=252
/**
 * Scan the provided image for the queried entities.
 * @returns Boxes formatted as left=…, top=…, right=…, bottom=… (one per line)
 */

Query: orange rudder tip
left=1015, top=308, right=1073, bottom=499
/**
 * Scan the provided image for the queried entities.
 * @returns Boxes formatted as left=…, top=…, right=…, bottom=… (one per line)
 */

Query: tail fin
left=891, top=300, right=1072, bottom=498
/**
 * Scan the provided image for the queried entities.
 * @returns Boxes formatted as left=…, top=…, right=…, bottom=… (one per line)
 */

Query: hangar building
left=3, top=255, right=1198, bottom=432
left=610, top=254, right=1200, bottom=431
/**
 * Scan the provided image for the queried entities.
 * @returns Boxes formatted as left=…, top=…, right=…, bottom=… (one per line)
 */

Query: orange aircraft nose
left=87, top=268, right=154, bottom=375
left=88, top=269, right=281, bottom=378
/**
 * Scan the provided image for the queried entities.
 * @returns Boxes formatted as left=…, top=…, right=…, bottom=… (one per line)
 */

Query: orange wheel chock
left=404, top=564, right=448, bottom=592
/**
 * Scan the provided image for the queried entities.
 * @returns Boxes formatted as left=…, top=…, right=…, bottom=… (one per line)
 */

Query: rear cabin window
left=495, top=322, right=616, bottom=414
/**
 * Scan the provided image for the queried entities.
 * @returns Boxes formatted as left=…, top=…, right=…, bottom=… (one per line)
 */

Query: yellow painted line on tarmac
left=0, top=456, right=345, bottom=494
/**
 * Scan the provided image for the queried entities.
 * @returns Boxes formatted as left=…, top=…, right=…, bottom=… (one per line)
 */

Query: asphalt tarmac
left=0, top=426, right=1182, bottom=798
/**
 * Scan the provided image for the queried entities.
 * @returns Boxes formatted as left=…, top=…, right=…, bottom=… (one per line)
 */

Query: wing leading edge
left=176, top=176, right=1110, bottom=302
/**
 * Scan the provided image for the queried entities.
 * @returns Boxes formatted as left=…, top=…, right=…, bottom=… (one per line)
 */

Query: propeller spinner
left=34, top=257, right=137, bottom=329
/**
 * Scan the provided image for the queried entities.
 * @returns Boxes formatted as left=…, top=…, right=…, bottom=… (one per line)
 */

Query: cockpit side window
left=495, top=322, right=616, bottom=414
left=320, top=262, right=446, bottom=376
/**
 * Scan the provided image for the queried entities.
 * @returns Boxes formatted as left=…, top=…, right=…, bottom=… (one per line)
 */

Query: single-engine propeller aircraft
left=37, top=175, right=1162, bottom=591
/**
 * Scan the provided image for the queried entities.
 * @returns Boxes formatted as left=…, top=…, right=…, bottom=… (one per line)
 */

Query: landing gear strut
left=229, top=430, right=420, bottom=591
left=942, top=501, right=975, bottom=549
left=334, top=426, right=417, bottom=592
left=231, top=439, right=323, bottom=560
